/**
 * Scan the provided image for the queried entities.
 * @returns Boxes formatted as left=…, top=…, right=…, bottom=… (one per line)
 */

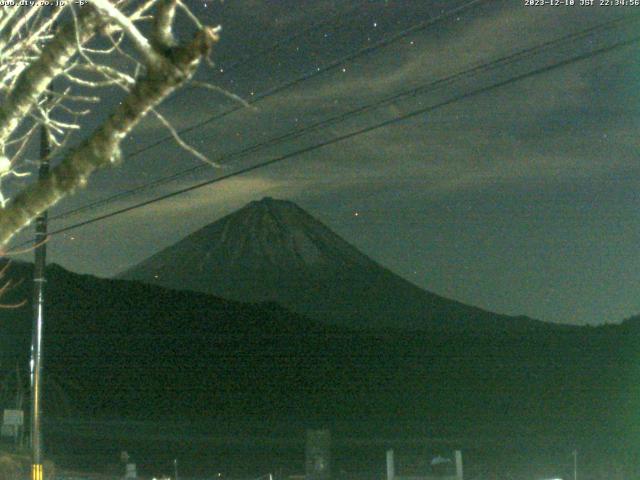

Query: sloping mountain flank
left=120, top=197, right=552, bottom=332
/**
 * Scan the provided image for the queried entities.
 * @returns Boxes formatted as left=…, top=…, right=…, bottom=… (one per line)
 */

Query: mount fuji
left=120, top=197, right=550, bottom=331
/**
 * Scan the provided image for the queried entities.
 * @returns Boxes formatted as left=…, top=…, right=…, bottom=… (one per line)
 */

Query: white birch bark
left=0, top=1, right=220, bottom=247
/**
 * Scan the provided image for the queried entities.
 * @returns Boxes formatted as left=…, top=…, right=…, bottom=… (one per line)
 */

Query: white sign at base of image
left=2, top=409, right=23, bottom=426
left=125, top=463, right=137, bottom=479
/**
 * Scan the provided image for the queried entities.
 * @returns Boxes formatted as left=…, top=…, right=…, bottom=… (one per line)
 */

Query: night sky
left=11, top=0, right=640, bottom=326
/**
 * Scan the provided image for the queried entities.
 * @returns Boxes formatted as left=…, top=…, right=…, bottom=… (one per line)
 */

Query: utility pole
left=15, top=362, right=24, bottom=450
left=572, top=449, right=578, bottom=480
left=30, top=105, right=51, bottom=480
left=174, top=458, right=179, bottom=480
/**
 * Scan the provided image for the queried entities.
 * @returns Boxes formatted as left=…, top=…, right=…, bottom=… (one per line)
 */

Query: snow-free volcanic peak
left=208, top=196, right=374, bottom=271
left=120, top=197, right=548, bottom=331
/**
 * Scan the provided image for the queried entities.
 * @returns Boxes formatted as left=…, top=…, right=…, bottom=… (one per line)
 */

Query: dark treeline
left=0, top=262, right=638, bottom=477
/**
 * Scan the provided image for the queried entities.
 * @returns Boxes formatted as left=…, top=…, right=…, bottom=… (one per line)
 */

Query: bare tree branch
left=151, top=107, right=219, bottom=167
left=153, top=0, right=179, bottom=49
left=0, top=0, right=226, bottom=249
left=90, top=0, right=165, bottom=68
left=0, top=7, right=104, bottom=151
left=190, top=80, right=254, bottom=109
left=0, top=24, right=220, bottom=246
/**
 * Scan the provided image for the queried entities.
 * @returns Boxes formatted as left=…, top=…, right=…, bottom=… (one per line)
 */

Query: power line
left=161, top=0, right=372, bottom=104
left=212, top=0, right=372, bottom=74
left=50, top=12, right=640, bottom=222
left=50, top=0, right=487, bottom=221
left=118, top=0, right=487, bottom=158
left=38, top=31, right=640, bottom=241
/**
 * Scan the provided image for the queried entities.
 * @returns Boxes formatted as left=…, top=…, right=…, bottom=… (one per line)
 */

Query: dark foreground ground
left=4, top=417, right=630, bottom=480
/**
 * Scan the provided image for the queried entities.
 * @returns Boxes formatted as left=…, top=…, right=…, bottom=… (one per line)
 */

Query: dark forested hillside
left=0, top=261, right=637, bottom=453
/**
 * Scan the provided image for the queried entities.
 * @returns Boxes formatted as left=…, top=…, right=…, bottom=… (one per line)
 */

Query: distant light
left=353, top=211, right=359, bottom=217
left=342, top=68, right=346, bottom=73
left=373, top=22, right=378, bottom=27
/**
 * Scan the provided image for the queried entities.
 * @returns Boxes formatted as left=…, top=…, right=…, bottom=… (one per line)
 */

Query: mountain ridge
left=1, top=260, right=638, bottom=473
left=120, top=197, right=560, bottom=332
